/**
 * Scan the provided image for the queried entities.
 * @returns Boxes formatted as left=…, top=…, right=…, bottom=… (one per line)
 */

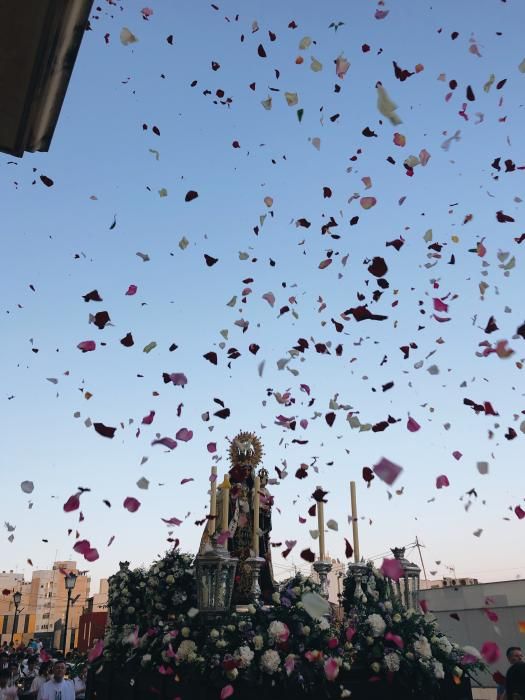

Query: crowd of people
left=0, top=641, right=87, bottom=700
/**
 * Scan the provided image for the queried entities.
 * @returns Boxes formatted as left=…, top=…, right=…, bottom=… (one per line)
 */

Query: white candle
left=252, top=476, right=261, bottom=557
left=350, top=481, right=360, bottom=563
left=208, top=466, right=217, bottom=535
left=317, top=486, right=326, bottom=561
left=221, top=475, right=230, bottom=533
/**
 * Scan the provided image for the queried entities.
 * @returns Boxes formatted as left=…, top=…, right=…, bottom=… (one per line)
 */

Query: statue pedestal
left=313, top=560, right=332, bottom=599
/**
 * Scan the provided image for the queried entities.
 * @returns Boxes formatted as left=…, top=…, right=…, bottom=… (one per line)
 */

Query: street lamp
left=10, top=591, right=22, bottom=644
left=62, top=572, right=77, bottom=653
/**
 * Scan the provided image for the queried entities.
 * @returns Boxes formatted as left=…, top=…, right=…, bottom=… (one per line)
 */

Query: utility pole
left=414, top=536, right=428, bottom=581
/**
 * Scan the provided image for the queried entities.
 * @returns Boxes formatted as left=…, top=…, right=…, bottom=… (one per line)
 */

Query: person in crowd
left=27, top=663, right=51, bottom=700
left=7, top=661, right=19, bottom=688
left=0, top=670, right=18, bottom=700
left=37, top=661, right=74, bottom=700
left=498, top=648, right=525, bottom=700
left=506, top=661, right=525, bottom=700
left=19, top=658, right=38, bottom=698
left=73, top=667, right=86, bottom=700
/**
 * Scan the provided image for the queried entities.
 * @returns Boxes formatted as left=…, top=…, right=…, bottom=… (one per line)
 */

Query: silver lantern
left=195, top=543, right=238, bottom=619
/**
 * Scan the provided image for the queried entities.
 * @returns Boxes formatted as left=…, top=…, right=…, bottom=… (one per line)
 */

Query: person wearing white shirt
left=0, top=669, right=18, bottom=700
left=37, top=661, right=74, bottom=700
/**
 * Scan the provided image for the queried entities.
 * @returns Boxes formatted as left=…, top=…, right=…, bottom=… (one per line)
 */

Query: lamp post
left=10, top=591, right=22, bottom=644
left=62, top=572, right=77, bottom=653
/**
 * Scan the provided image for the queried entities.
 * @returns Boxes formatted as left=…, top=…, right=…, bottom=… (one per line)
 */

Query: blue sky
left=1, top=0, right=525, bottom=590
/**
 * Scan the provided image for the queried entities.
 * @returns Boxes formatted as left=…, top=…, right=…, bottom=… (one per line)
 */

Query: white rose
left=302, top=625, right=311, bottom=636
left=432, top=660, right=445, bottom=679
left=210, top=629, right=220, bottom=639
left=254, top=635, right=264, bottom=651
left=413, top=636, right=432, bottom=659
left=227, top=668, right=239, bottom=680
left=181, top=627, right=190, bottom=638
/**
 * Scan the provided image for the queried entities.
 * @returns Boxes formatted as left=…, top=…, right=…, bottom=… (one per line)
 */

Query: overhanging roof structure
left=0, top=0, right=93, bottom=157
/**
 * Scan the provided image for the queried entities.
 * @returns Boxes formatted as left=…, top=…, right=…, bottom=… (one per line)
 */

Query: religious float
left=87, top=432, right=483, bottom=699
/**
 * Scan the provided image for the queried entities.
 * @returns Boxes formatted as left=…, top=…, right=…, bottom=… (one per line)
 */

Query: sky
left=1, top=0, right=525, bottom=593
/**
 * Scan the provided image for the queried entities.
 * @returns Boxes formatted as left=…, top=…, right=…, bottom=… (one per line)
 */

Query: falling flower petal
left=123, top=497, right=141, bottom=513
left=373, top=457, right=403, bottom=485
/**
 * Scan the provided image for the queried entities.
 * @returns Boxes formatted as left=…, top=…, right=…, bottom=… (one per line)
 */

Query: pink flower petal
left=300, top=383, right=311, bottom=395
left=284, top=655, right=295, bottom=676
left=324, top=657, right=340, bottom=682
left=123, top=497, right=141, bottom=513
left=88, top=638, right=105, bottom=663
left=77, top=340, right=96, bottom=353
left=300, top=418, right=308, bottom=429
left=207, top=442, right=217, bottom=453
left=393, top=132, right=406, bottom=147
left=481, top=641, right=500, bottom=664
left=220, top=685, right=234, bottom=700
left=176, top=428, right=193, bottom=442
left=515, top=505, right=525, bottom=520
left=407, top=417, right=420, bottom=432
left=375, top=9, right=389, bottom=19
left=360, top=196, right=377, bottom=210
left=73, top=539, right=91, bottom=555
left=433, top=298, right=449, bottom=313
left=84, top=547, right=99, bottom=562
left=419, top=149, right=431, bottom=166
left=385, top=631, right=404, bottom=649
left=151, top=437, right=178, bottom=449
left=63, top=493, right=81, bottom=512
left=142, top=410, right=155, bottom=425
left=436, top=474, right=450, bottom=489
left=169, top=373, right=188, bottom=386
left=161, top=516, right=182, bottom=526
left=125, top=284, right=138, bottom=296
left=373, top=457, right=403, bottom=485
left=262, top=292, right=276, bottom=307
left=345, top=626, right=356, bottom=642
left=380, top=557, right=404, bottom=581
left=452, top=450, right=463, bottom=461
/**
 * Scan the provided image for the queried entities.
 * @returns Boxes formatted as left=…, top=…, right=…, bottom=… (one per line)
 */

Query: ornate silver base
left=245, top=556, right=265, bottom=603
left=346, top=561, right=368, bottom=603
left=313, top=560, right=332, bottom=599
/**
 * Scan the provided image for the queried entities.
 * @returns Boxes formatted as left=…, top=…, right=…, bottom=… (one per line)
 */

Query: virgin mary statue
left=200, top=431, right=275, bottom=604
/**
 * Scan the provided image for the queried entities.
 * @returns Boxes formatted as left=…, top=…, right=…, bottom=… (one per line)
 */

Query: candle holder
left=313, top=560, right=332, bottom=599
left=346, top=561, right=367, bottom=603
left=245, top=556, right=265, bottom=603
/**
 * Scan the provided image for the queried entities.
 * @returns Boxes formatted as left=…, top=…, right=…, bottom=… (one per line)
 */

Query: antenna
left=414, top=536, right=428, bottom=581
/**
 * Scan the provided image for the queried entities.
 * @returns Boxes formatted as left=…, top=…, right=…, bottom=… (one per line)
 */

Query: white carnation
left=366, top=613, right=386, bottom=638
left=384, top=653, right=400, bottom=672
left=260, top=649, right=281, bottom=674
left=434, top=636, right=452, bottom=655
left=268, top=621, right=288, bottom=640
left=234, top=645, right=254, bottom=668
left=413, top=636, right=432, bottom=659
left=176, top=640, right=197, bottom=662
left=432, top=660, right=445, bottom=679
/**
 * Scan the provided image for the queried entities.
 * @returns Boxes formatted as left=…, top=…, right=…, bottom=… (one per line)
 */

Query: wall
left=423, top=579, right=525, bottom=688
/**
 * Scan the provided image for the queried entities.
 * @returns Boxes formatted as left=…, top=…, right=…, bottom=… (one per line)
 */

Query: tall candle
left=317, top=486, right=326, bottom=561
left=252, top=476, right=261, bottom=557
left=221, top=475, right=230, bottom=534
left=208, top=466, right=217, bottom=535
left=350, top=481, right=360, bottom=563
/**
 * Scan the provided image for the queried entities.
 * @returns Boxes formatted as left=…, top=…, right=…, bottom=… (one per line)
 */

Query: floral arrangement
left=93, top=550, right=484, bottom=700
left=101, top=558, right=352, bottom=699
left=341, top=562, right=486, bottom=697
